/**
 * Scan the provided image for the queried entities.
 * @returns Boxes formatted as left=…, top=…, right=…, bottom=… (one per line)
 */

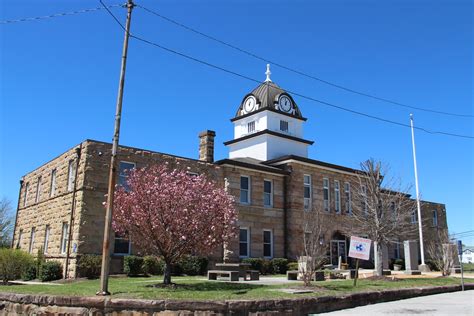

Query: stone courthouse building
left=12, top=68, right=448, bottom=277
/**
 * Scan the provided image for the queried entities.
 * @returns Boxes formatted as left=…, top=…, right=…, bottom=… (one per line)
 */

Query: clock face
left=279, top=95, right=292, bottom=112
left=243, top=96, right=256, bottom=114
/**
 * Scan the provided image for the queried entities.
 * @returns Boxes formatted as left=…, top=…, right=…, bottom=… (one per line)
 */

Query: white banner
left=348, top=236, right=372, bottom=260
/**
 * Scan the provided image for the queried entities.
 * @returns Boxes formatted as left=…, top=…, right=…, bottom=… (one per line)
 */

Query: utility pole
left=97, top=0, right=134, bottom=296
left=410, top=114, right=427, bottom=271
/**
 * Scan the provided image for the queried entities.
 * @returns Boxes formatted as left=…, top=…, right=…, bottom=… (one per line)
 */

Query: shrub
left=22, top=262, right=37, bottom=281
left=271, top=258, right=289, bottom=274
left=36, top=247, right=45, bottom=278
left=0, top=248, right=33, bottom=284
left=39, top=261, right=63, bottom=282
left=78, top=254, right=102, bottom=279
left=288, top=262, right=298, bottom=271
left=124, top=255, right=144, bottom=276
left=142, top=256, right=164, bottom=275
left=426, top=259, right=439, bottom=272
left=178, top=256, right=209, bottom=276
left=242, top=258, right=264, bottom=273
left=261, top=259, right=274, bottom=275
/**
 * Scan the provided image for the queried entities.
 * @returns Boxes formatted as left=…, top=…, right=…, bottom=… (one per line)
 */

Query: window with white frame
left=394, top=239, right=401, bottom=259
left=43, top=225, right=50, bottom=254
left=323, top=178, right=330, bottom=212
left=334, top=180, right=341, bottom=213
left=113, top=232, right=131, bottom=255
left=263, top=180, right=273, bottom=207
left=50, top=169, right=57, bottom=197
left=239, top=228, right=250, bottom=257
left=29, top=227, right=36, bottom=253
left=118, top=161, right=136, bottom=191
left=411, top=211, right=417, bottom=224
left=23, top=182, right=29, bottom=207
left=344, top=182, right=352, bottom=214
left=247, top=121, right=256, bottom=134
left=432, top=210, right=438, bottom=226
left=304, top=175, right=311, bottom=211
left=60, top=222, right=69, bottom=254
left=35, top=176, right=42, bottom=203
left=67, top=160, right=76, bottom=192
left=263, top=230, right=273, bottom=258
left=280, top=120, right=289, bottom=132
left=240, top=176, right=250, bottom=204
left=361, top=185, right=368, bottom=215
left=16, top=229, right=23, bottom=249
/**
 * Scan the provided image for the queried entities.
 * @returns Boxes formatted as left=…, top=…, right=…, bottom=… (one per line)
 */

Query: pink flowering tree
left=113, top=164, right=237, bottom=285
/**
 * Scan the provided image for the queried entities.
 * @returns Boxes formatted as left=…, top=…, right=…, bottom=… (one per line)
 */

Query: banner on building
left=348, top=236, right=372, bottom=260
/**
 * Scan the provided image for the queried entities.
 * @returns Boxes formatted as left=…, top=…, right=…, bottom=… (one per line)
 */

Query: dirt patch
left=365, top=275, right=402, bottom=282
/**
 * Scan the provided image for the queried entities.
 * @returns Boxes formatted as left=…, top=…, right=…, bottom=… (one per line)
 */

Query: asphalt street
left=317, top=290, right=473, bottom=315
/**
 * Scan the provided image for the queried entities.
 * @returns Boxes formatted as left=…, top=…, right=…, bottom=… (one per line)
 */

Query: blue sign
left=457, top=240, right=463, bottom=256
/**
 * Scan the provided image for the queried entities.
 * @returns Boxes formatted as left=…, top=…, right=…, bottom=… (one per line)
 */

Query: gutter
left=10, top=178, right=24, bottom=248
left=64, top=145, right=82, bottom=279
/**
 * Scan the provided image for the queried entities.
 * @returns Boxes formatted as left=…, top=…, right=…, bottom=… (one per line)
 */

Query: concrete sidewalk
left=317, top=290, right=474, bottom=315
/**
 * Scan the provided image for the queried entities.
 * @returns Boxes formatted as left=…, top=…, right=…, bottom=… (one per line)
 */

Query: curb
left=0, top=284, right=472, bottom=315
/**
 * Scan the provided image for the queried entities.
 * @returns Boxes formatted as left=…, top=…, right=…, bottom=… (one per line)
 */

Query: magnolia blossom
left=112, top=164, right=237, bottom=283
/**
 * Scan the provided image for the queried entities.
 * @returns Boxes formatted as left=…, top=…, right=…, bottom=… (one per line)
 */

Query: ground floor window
left=239, top=228, right=249, bottom=257
left=263, top=230, right=273, bottom=258
left=113, top=233, right=131, bottom=255
left=29, top=227, right=36, bottom=253
left=60, top=222, right=69, bottom=254
left=394, top=241, right=401, bottom=259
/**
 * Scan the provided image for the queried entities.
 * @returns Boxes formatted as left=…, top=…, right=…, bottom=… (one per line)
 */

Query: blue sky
left=1, top=1, right=473, bottom=243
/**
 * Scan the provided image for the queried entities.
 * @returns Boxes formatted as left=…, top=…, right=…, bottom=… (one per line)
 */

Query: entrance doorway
left=330, top=240, right=347, bottom=265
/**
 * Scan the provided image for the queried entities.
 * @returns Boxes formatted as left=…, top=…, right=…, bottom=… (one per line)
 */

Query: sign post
left=348, top=236, right=372, bottom=287
left=457, top=240, right=464, bottom=291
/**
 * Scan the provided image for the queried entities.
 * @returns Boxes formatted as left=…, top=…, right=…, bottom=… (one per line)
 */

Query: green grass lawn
left=0, top=276, right=470, bottom=300
left=463, top=263, right=474, bottom=272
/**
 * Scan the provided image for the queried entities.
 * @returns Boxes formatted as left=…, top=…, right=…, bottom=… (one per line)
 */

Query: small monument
left=404, top=240, right=422, bottom=275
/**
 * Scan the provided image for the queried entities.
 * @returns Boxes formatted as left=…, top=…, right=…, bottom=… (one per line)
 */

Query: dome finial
left=265, top=64, right=272, bottom=82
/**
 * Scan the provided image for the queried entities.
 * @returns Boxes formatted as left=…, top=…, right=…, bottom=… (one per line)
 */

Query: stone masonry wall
left=78, top=140, right=224, bottom=273
left=221, top=165, right=286, bottom=261
left=12, top=143, right=86, bottom=278
left=13, top=139, right=449, bottom=277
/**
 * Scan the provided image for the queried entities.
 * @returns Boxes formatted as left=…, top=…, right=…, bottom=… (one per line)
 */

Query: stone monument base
left=404, top=270, right=422, bottom=275
left=418, top=264, right=430, bottom=272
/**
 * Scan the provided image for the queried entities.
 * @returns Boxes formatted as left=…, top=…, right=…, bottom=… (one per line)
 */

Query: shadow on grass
left=145, top=281, right=264, bottom=292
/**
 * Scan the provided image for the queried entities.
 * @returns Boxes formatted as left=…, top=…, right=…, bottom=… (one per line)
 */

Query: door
left=331, top=240, right=347, bottom=265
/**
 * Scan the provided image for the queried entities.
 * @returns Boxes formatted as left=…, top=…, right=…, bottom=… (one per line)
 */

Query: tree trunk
left=163, top=262, right=172, bottom=285
left=374, top=242, right=383, bottom=276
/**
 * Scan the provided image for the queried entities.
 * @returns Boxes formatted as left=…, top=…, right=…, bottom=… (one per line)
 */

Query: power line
left=451, top=230, right=474, bottom=237
left=0, top=4, right=123, bottom=24
left=130, top=38, right=474, bottom=139
left=99, top=3, right=474, bottom=140
left=136, top=4, right=473, bottom=119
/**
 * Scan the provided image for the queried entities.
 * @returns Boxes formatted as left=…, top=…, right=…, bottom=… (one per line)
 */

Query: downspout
left=64, top=145, right=82, bottom=279
left=10, top=178, right=24, bottom=248
left=283, top=174, right=289, bottom=258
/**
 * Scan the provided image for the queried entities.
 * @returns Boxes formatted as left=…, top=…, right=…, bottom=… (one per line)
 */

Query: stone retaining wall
left=0, top=284, right=472, bottom=315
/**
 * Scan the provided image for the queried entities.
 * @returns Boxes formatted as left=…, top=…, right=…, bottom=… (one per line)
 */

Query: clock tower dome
left=224, top=65, right=314, bottom=161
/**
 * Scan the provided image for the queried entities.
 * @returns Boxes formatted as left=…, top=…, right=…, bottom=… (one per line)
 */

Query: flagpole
left=410, top=114, right=426, bottom=269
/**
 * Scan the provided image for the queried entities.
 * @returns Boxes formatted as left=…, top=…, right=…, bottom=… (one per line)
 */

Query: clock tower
left=224, top=65, right=314, bottom=161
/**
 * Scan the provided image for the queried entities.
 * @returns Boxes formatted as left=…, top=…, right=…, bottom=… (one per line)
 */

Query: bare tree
left=349, top=159, right=417, bottom=276
left=426, top=230, right=456, bottom=276
left=0, top=198, right=13, bottom=248
left=299, top=205, right=328, bottom=286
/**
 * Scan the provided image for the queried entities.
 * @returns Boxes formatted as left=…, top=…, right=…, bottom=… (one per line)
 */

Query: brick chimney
left=199, top=130, right=216, bottom=163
